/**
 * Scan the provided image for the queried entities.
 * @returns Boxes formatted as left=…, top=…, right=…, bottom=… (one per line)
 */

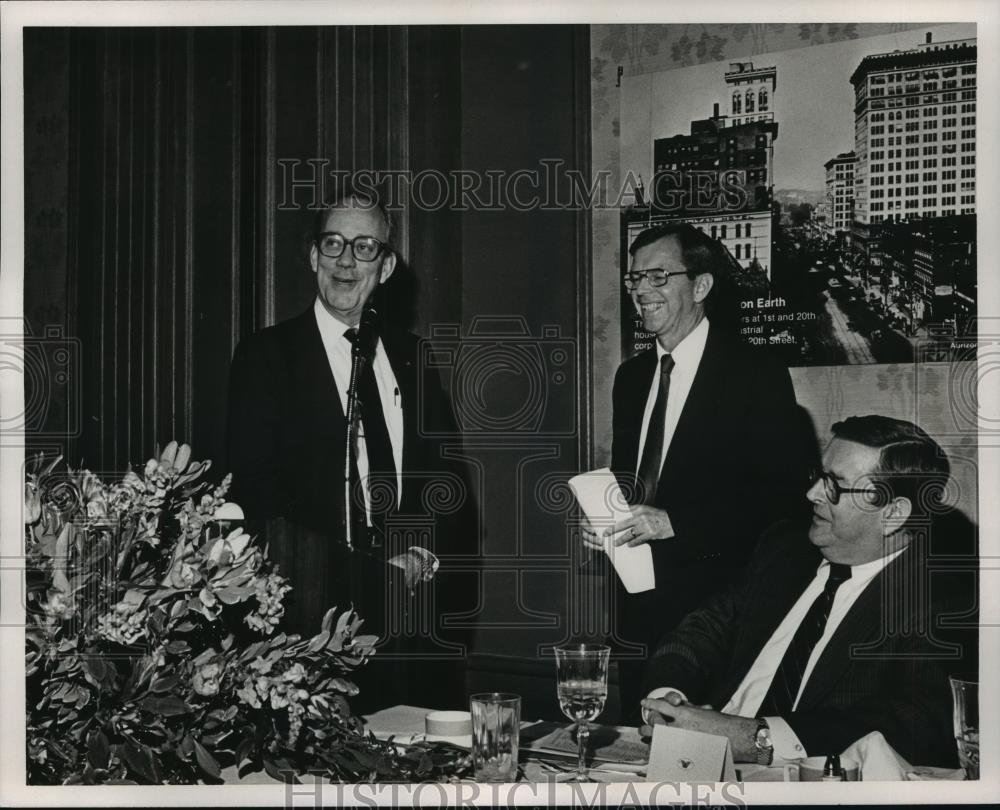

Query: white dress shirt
left=634, top=316, right=709, bottom=478
left=646, top=548, right=905, bottom=760
left=313, top=299, right=404, bottom=517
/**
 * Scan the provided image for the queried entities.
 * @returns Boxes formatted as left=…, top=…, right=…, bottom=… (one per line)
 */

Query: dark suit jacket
left=610, top=325, right=808, bottom=612
left=225, top=307, right=472, bottom=639
left=642, top=521, right=978, bottom=767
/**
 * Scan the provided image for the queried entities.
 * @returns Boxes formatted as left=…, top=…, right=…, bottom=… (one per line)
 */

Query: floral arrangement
left=24, top=442, right=469, bottom=785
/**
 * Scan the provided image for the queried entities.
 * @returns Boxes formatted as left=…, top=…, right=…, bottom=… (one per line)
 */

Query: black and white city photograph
left=619, top=23, right=978, bottom=366
left=1, top=2, right=997, bottom=807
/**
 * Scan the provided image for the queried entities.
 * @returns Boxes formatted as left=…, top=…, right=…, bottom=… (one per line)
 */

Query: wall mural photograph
left=618, top=23, right=978, bottom=367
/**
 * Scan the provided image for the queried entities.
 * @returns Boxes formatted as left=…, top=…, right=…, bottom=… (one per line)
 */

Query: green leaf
left=120, top=743, right=157, bottom=783
left=207, top=705, right=238, bottom=722
left=306, top=630, right=331, bottom=653
left=214, top=585, right=255, bottom=605
left=148, top=673, right=181, bottom=693
left=321, top=607, right=338, bottom=632
left=80, top=657, right=109, bottom=689
left=262, top=755, right=298, bottom=784
left=193, top=739, right=221, bottom=780
left=140, top=695, right=191, bottom=716
left=87, top=729, right=110, bottom=769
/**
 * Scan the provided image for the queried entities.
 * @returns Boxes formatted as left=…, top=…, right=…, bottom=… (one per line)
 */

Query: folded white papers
left=569, top=468, right=655, bottom=593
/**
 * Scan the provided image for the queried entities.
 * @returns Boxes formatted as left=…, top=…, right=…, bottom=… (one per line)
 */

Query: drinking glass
left=553, top=644, right=610, bottom=782
left=470, top=692, right=521, bottom=782
left=950, top=677, right=979, bottom=779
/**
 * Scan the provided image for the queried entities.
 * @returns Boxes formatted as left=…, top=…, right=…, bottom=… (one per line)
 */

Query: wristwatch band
left=754, top=717, right=774, bottom=766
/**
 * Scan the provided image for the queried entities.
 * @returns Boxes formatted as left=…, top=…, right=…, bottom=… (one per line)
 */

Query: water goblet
left=553, top=644, right=610, bottom=782
left=950, top=676, right=979, bottom=779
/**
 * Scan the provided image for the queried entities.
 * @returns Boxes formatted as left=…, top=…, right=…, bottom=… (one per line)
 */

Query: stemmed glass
left=553, top=644, right=610, bottom=782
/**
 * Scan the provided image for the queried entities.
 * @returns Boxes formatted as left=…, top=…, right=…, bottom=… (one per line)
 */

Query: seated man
left=640, top=415, right=977, bottom=768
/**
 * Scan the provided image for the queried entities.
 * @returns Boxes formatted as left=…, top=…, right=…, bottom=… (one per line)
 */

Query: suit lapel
left=718, top=547, right=821, bottom=701
left=658, top=325, right=725, bottom=493
left=294, top=307, right=345, bottom=425
left=379, top=328, right=416, bottom=482
left=796, top=548, right=911, bottom=710
left=616, top=350, right=657, bottom=481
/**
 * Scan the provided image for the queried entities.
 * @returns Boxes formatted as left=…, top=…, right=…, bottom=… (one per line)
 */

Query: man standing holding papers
left=639, top=416, right=977, bottom=767
left=582, top=223, right=806, bottom=719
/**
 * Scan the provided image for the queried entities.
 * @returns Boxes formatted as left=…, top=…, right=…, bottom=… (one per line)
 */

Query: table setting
left=359, top=644, right=976, bottom=784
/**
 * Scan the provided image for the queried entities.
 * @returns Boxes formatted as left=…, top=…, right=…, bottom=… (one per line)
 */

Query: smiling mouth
left=639, top=301, right=663, bottom=313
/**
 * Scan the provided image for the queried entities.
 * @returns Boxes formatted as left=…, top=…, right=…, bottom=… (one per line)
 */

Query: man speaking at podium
left=226, top=186, right=468, bottom=710
left=583, top=223, right=807, bottom=719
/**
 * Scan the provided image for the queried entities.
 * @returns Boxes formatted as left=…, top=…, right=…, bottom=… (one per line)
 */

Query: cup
left=425, top=710, right=472, bottom=747
left=798, top=755, right=860, bottom=781
left=470, top=693, right=521, bottom=782
left=950, top=676, right=979, bottom=780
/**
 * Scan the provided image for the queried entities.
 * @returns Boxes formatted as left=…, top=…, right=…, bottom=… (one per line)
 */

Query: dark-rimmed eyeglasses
left=315, top=231, right=386, bottom=262
left=623, top=269, right=690, bottom=290
left=810, top=468, right=879, bottom=506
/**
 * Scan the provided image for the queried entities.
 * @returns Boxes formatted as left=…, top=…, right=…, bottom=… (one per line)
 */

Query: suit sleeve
left=660, top=355, right=808, bottom=566
left=640, top=521, right=799, bottom=703
left=783, top=645, right=960, bottom=767
left=225, top=336, right=289, bottom=521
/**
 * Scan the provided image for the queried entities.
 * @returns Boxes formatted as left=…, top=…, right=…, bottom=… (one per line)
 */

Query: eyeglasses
left=315, top=231, right=386, bottom=262
left=623, top=269, right=690, bottom=290
left=811, top=468, right=880, bottom=506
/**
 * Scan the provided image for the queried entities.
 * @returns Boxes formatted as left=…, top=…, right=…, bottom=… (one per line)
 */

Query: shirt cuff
left=641, top=686, right=689, bottom=726
left=765, top=716, right=807, bottom=760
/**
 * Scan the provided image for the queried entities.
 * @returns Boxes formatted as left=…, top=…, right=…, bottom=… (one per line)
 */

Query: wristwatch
left=753, top=718, right=774, bottom=765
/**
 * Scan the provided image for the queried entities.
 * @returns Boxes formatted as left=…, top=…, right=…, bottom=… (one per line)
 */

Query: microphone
left=343, top=304, right=379, bottom=551
left=354, top=306, right=380, bottom=363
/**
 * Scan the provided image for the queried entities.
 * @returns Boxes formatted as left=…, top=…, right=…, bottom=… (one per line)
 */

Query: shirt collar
left=313, top=297, right=357, bottom=345
left=817, top=546, right=907, bottom=584
left=656, top=315, right=709, bottom=371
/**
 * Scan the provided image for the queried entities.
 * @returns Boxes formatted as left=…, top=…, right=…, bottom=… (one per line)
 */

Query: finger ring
left=630, top=528, right=637, bottom=538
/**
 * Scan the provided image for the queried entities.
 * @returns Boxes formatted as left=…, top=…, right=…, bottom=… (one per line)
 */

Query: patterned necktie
left=635, top=354, right=675, bottom=504
left=344, top=329, right=398, bottom=543
left=758, top=562, right=853, bottom=715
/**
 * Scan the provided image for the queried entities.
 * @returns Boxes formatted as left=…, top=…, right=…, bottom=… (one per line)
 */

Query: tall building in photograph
left=823, top=151, right=855, bottom=243
left=725, top=61, right=777, bottom=127
left=849, top=32, right=977, bottom=270
left=640, top=62, right=779, bottom=279
left=649, top=109, right=776, bottom=276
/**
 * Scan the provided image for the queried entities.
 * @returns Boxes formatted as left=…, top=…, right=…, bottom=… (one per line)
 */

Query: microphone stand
left=343, top=336, right=367, bottom=552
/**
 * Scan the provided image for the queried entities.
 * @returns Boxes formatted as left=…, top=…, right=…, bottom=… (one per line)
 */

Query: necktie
left=344, top=329, right=398, bottom=544
left=758, top=562, right=853, bottom=715
left=635, top=354, right=675, bottom=504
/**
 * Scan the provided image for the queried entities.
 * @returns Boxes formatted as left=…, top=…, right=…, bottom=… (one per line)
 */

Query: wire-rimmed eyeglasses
left=315, top=231, right=386, bottom=262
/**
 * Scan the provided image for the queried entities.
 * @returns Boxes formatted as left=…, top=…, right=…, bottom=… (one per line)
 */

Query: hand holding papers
left=569, top=469, right=655, bottom=593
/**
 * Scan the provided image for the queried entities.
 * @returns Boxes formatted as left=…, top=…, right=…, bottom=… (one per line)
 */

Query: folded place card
left=569, top=468, right=655, bottom=593
left=646, top=724, right=736, bottom=782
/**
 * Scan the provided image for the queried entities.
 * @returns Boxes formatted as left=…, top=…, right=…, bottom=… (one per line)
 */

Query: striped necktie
left=758, top=562, right=853, bottom=715
left=635, top=353, right=675, bottom=504
left=344, top=328, right=397, bottom=544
